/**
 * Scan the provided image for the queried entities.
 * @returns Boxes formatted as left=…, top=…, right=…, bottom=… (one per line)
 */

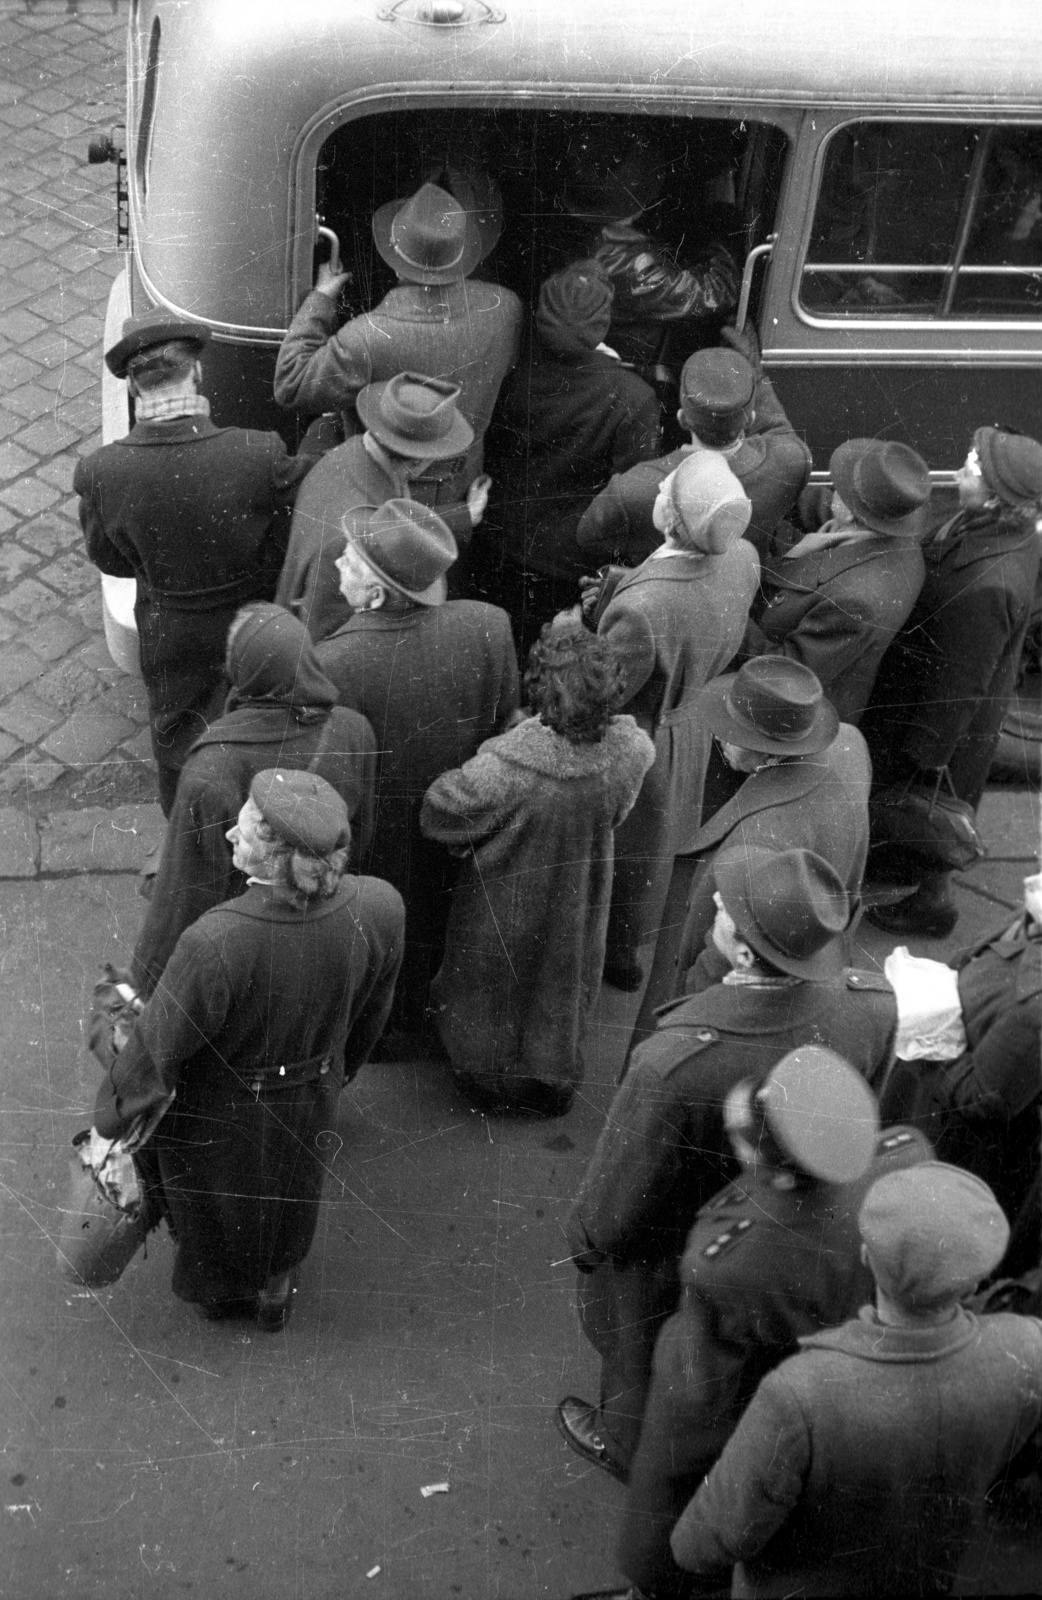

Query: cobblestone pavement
left=0, top=0, right=152, bottom=835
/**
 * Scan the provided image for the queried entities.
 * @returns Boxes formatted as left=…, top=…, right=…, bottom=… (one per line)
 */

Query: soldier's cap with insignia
left=749, top=1046, right=879, bottom=1184
left=715, top=845, right=854, bottom=978
left=858, top=1162, right=1010, bottom=1309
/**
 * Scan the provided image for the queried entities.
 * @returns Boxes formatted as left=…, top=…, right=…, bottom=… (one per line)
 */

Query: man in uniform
left=571, top=1047, right=929, bottom=1600
left=557, top=847, right=896, bottom=1479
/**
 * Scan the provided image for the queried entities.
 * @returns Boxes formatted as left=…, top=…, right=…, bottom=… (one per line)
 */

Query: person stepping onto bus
left=276, top=372, right=482, bottom=638
left=274, top=180, right=522, bottom=509
left=576, top=327, right=812, bottom=568
left=76, top=311, right=314, bottom=815
left=742, top=438, right=930, bottom=727
left=862, top=425, right=1042, bottom=938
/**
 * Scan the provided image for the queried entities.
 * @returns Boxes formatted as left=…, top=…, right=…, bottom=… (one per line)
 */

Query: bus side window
left=955, top=126, right=1042, bottom=315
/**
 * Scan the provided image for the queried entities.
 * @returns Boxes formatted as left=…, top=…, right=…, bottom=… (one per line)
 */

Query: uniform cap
left=973, top=426, right=1042, bottom=506
left=680, top=347, right=756, bottom=432
left=715, top=844, right=852, bottom=978
left=858, top=1162, right=1010, bottom=1308
left=249, top=769, right=349, bottom=856
left=669, top=452, right=752, bottom=554
left=755, top=1046, right=879, bottom=1183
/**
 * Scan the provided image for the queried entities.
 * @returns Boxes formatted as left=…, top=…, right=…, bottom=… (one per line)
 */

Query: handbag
left=869, top=766, right=986, bottom=872
left=56, top=1131, right=149, bottom=1287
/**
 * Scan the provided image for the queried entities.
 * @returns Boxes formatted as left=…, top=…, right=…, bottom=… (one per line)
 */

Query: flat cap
left=858, top=1162, right=1009, bottom=1308
left=249, top=769, right=349, bottom=856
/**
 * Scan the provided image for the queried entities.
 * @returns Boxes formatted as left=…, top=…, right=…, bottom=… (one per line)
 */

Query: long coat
left=74, top=417, right=310, bottom=785
left=95, top=879, right=404, bottom=1308
left=597, top=543, right=761, bottom=960
left=629, top=721, right=872, bottom=1051
left=745, top=528, right=926, bottom=724
left=421, top=714, right=654, bottom=1097
left=566, top=974, right=898, bottom=1464
left=576, top=376, right=812, bottom=568
left=672, top=1307, right=1042, bottom=1598
left=316, top=601, right=519, bottom=1023
left=863, top=507, right=1042, bottom=809
left=130, top=704, right=377, bottom=995
left=618, top=1127, right=931, bottom=1599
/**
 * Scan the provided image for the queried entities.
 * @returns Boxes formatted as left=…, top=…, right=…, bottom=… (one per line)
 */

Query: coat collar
left=656, top=977, right=817, bottom=1035
left=689, top=752, right=831, bottom=853
left=801, top=1304, right=979, bottom=1362
left=934, top=521, right=1038, bottom=573
left=481, top=713, right=647, bottom=782
left=118, top=416, right=225, bottom=447
left=764, top=532, right=908, bottom=588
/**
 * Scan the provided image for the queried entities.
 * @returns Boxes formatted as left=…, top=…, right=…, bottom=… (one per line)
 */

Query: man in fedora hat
left=669, top=1165, right=1042, bottom=1599
left=274, top=181, right=522, bottom=489
left=743, top=437, right=930, bottom=726
left=316, top=500, right=519, bottom=1037
left=75, top=310, right=314, bottom=813
left=576, top=326, right=811, bottom=568
left=558, top=847, right=896, bottom=1482
left=627, top=657, right=873, bottom=1053
left=584, top=1049, right=930, bottom=1600
left=276, top=370, right=481, bottom=638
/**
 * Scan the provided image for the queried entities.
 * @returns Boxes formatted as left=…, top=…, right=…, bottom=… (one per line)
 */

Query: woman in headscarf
left=130, top=602, right=376, bottom=994
left=597, top=450, right=760, bottom=989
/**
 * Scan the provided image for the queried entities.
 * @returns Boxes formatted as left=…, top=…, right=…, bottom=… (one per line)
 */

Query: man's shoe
left=256, top=1269, right=297, bottom=1331
left=602, top=956, right=644, bottom=992
left=555, top=1396, right=629, bottom=1484
left=865, top=877, right=958, bottom=938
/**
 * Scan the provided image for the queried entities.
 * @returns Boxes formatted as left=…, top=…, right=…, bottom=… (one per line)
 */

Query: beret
left=249, top=769, right=349, bottom=856
left=858, top=1162, right=1009, bottom=1308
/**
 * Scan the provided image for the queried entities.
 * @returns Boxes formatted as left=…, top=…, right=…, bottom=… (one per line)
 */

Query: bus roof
left=135, top=0, right=1042, bottom=330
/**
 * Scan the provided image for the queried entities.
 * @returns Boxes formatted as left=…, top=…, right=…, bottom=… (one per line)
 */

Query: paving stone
left=0, top=439, right=39, bottom=481
left=119, top=727, right=155, bottom=763
left=26, top=286, right=92, bottom=323
left=5, top=383, right=59, bottom=421
left=10, top=257, right=65, bottom=291
left=0, top=507, right=19, bottom=538
left=0, top=543, right=40, bottom=584
left=0, top=238, right=36, bottom=270
left=0, top=577, right=60, bottom=625
left=0, top=731, right=22, bottom=762
left=35, top=552, right=97, bottom=597
left=0, top=806, right=39, bottom=877
left=14, top=415, right=84, bottom=456
left=17, top=610, right=87, bottom=662
left=0, top=351, right=42, bottom=388
left=95, top=674, right=149, bottom=722
left=0, top=691, right=65, bottom=744
left=0, top=610, right=17, bottom=646
left=0, top=276, right=36, bottom=312
left=38, top=365, right=94, bottom=400
left=0, top=306, right=48, bottom=343
left=32, top=654, right=104, bottom=713
left=19, top=509, right=79, bottom=555
left=40, top=707, right=136, bottom=767
left=0, top=643, right=48, bottom=696
left=71, top=586, right=105, bottom=632
left=0, top=477, right=62, bottom=517
left=40, top=801, right=164, bottom=874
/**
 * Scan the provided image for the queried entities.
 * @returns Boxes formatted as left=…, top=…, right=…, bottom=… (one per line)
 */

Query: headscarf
left=223, top=604, right=338, bottom=720
left=669, top=451, right=752, bottom=554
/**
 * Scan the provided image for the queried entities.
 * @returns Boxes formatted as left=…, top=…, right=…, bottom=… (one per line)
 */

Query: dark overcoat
left=421, top=714, right=654, bottom=1098
left=95, top=879, right=404, bottom=1308
left=672, top=1306, right=1042, bottom=1598
left=618, top=1127, right=932, bottom=1599
left=566, top=973, right=897, bottom=1462
left=597, top=543, right=760, bottom=959
left=74, top=417, right=310, bottom=777
left=863, top=507, right=1042, bottom=809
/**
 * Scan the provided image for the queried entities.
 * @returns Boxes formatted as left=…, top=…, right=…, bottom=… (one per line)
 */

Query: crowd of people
left=71, top=140, right=1042, bottom=1597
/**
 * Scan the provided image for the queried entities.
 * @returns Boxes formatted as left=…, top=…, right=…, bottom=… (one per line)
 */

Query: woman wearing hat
left=130, top=602, right=378, bottom=995
left=317, top=501, right=519, bottom=1035
left=274, top=181, right=522, bottom=493
left=744, top=437, right=930, bottom=725
left=596, top=450, right=760, bottom=989
left=90, top=769, right=404, bottom=1328
left=863, top=425, right=1042, bottom=936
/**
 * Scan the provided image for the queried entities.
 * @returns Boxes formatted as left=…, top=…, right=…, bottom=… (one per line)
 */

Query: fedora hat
left=700, top=657, right=839, bottom=757
left=341, top=500, right=457, bottom=606
left=715, top=845, right=853, bottom=979
left=372, top=182, right=483, bottom=285
left=427, top=163, right=504, bottom=263
left=355, top=372, right=474, bottom=460
left=829, top=438, right=931, bottom=537
left=973, top=426, right=1042, bottom=507
left=105, top=309, right=210, bottom=379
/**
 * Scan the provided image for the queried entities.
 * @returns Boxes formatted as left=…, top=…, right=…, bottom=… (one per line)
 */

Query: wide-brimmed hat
left=427, top=163, right=504, bottom=263
left=355, top=372, right=474, bottom=460
left=341, top=500, right=457, bottom=607
left=973, top=426, right=1042, bottom=506
left=105, top=309, right=211, bottom=379
left=715, top=844, right=853, bottom=979
left=859, top=1163, right=1009, bottom=1308
left=372, top=182, right=483, bottom=285
left=249, top=769, right=349, bottom=856
left=669, top=451, right=752, bottom=555
left=829, top=438, right=931, bottom=538
left=700, top=657, right=839, bottom=757
left=679, top=347, right=756, bottom=432
left=751, top=1046, right=879, bottom=1184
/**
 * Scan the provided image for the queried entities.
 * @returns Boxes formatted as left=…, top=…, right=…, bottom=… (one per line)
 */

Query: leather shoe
left=865, top=878, right=958, bottom=938
left=555, top=1396, right=629, bottom=1483
left=602, top=956, right=644, bottom=992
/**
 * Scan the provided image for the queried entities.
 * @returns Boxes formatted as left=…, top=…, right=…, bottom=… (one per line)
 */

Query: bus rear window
left=801, top=121, right=1042, bottom=319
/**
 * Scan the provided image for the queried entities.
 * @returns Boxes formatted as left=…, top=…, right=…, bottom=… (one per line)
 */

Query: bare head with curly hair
left=524, top=616, right=623, bottom=744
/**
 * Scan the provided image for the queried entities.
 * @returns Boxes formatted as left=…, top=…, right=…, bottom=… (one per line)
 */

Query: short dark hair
left=126, top=340, right=200, bottom=393
left=524, top=619, right=623, bottom=744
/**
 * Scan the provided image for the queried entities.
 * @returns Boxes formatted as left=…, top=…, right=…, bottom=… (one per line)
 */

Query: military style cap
left=754, top=1046, right=879, bottom=1183
left=974, top=426, right=1042, bottom=506
left=715, top=844, right=852, bottom=978
left=680, top=347, right=756, bottom=427
left=859, top=1162, right=1009, bottom=1308
left=249, top=769, right=349, bottom=856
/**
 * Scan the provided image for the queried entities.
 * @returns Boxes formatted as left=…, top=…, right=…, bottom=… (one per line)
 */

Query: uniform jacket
left=421, top=714, right=654, bottom=1092
left=75, top=417, right=311, bottom=760
left=863, top=507, right=1042, bottom=808
left=130, top=704, right=378, bottom=995
left=575, top=377, right=812, bottom=567
left=273, top=283, right=523, bottom=482
left=746, top=528, right=926, bottom=724
left=672, top=1306, right=1042, bottom=1598
left=274, top=433, right=474, bottom=641
left=481, top=335, right=661, bottom=583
